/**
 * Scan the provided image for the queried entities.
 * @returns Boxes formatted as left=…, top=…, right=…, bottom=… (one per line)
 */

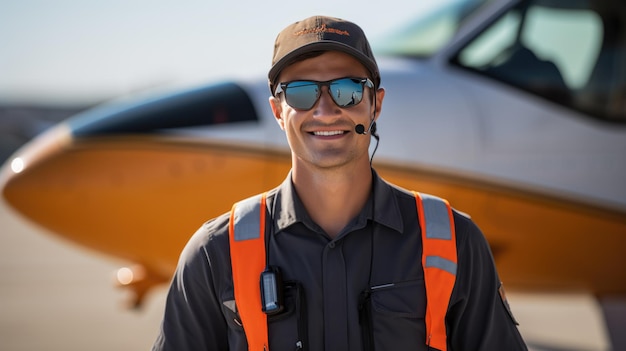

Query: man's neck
left=292, top=163, right=372, bottom=238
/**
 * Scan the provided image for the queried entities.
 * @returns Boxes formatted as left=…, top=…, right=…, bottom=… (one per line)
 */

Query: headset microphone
left=355, top=124, right=366, bottom=134
left=355, top=121, right=375, bottom=135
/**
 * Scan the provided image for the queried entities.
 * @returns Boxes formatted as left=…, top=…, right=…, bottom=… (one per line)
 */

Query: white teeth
left=313, top=131, right=344, bottom=136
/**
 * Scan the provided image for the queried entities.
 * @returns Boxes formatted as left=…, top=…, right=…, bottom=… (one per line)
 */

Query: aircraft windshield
left=374, top=0, right=493, bottom=58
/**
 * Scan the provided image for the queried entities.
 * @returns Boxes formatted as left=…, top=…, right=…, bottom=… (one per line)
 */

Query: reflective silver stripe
left=421, top=194, right=452, bottom=240
left=233, top=194, right=264, bottom=241
left=420, top=193, right=457, bottom=275
left=425, top=255, right=457, bottom=275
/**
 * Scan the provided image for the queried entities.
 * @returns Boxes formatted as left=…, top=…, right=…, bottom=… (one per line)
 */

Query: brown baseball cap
left=268, top=15, right=380, bottom=94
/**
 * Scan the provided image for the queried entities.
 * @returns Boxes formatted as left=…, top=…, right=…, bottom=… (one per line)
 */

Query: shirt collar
left=370, top=169, right=405, bottom=233
left=271, top=169, right=404, bottom=235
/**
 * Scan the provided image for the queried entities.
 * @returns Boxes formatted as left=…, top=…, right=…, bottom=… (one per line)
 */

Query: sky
left=0, top=0, right=442, bottom=105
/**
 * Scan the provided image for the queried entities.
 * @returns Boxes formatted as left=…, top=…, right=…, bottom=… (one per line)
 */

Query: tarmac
left=0, top=200, right=166, bottom=351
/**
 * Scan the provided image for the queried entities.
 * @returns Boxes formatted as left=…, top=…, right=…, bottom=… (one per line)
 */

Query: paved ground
left=0, top=200, right=165, bottom=351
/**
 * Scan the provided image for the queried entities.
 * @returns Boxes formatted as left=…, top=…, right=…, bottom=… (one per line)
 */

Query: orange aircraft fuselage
left=3, top=132, right=625, bottom=305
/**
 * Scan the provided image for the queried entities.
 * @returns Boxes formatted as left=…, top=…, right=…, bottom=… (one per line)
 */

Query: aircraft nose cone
left=1, top=124, right=73, bottom=211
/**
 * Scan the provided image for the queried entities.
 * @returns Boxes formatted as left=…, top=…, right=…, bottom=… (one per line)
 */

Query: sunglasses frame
left=274, top=77, right=374, bottom=110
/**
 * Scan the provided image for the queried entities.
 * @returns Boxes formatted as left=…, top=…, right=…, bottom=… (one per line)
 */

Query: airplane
left=1, top=0, right=625, bottom=348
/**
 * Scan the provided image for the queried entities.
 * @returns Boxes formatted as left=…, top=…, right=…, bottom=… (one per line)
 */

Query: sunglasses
left=274, top=77, right=374, bottom=110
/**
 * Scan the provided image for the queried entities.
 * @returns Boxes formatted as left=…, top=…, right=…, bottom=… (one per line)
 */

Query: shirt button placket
left=322, top=240, right=348, bottom=351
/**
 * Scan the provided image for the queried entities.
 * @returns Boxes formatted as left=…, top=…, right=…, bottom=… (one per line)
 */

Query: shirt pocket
left=369, top=279, right=427, bottom=349
left=221, top=298, right=245, bottom=332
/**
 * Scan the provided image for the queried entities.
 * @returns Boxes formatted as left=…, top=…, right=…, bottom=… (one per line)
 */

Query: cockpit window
left=374, top=0, right=493, bottom=58
left=71, top=82, right=259, bottom=137
left=452, top=0, right=626, bottom=123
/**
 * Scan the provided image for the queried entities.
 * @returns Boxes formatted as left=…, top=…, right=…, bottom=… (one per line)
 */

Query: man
left=153, top=16, right=527, bottom=351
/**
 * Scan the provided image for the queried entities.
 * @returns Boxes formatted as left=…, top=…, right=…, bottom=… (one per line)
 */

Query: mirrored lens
left=285, top=81, right=320, bottom=110
left=330, top=78, right=364, bottom=107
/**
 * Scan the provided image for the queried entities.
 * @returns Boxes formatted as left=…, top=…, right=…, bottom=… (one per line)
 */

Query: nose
left=313, top=86, right=341, bottom=117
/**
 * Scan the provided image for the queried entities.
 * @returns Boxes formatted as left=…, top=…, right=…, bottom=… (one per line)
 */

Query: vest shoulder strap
left=414, top=191, right=458, bottom=351
left=229, top=192, right=269, bottom=351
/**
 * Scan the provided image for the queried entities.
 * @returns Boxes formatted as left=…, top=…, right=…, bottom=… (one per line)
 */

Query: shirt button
left=328, top=242, right=336, bottom=249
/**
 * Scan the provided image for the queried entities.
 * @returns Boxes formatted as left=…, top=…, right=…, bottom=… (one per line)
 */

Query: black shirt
left=153, top=170, right=527, bottom=351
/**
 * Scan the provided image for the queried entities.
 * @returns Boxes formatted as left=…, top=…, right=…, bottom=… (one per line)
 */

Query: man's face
left=269, top=51, right=383, bottom=172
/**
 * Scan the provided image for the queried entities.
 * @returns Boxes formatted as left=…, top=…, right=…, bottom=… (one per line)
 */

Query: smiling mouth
left=312, top=131, right=346, bottom=136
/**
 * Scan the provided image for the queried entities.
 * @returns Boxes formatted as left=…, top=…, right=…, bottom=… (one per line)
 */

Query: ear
left=373, top=87, right=385, bottom=122
left=269, top=96, right=286, bottom=130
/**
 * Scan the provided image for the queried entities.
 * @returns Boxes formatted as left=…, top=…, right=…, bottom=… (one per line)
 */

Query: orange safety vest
left=229, top=191, right=457, bottom=351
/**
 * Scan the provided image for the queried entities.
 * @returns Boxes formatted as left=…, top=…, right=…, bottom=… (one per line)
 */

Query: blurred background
left=0, top=0, right=613, bottom=350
